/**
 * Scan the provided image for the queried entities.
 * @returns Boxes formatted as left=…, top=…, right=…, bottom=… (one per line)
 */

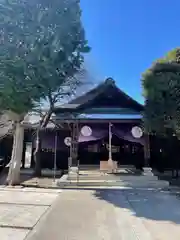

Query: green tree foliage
left=142, top=48, right=180, bottom=137
left=0, top=0, right=90, bottom=181
left=0, top=0, right=90, bottom=114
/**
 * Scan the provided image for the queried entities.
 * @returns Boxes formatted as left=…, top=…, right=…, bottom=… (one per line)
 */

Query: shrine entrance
left=78, top=135, right=144, bottom=167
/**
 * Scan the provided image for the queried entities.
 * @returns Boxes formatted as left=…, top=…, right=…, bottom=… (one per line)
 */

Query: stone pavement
left=0, top=187, right=60, bottom=240
left=27, top=188, right=180, bottom=240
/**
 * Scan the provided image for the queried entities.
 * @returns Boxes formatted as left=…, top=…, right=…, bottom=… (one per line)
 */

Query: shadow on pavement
left=93, top=188, right=180, bottom=224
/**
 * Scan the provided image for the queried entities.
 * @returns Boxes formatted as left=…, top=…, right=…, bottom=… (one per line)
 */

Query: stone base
left=143, top=167, right=154, bottom=176
left=57, top=166, right=169, bottom=189
left=100, top=160, right=118, bottom=172
left=57, top=174, right=68, bottom=187
left=69, top=166, right=78, bottom=174
left=143, top=167, right=158, bottom=180
left=68, top=166, right=79, bottom=180
left=100, top=161, right=109, bottom=171
left=57, top=178, right=169, bottom=189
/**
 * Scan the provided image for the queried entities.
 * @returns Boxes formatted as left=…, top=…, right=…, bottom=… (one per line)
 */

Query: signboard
left=64, top=137, right=72, bottom=146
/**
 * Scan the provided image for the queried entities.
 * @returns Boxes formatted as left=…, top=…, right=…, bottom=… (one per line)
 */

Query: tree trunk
left=33, top=108, right=53, bottom=177
left=6, top=122, right=24, bottom=185
left=33, top=129, right=42, bottom=177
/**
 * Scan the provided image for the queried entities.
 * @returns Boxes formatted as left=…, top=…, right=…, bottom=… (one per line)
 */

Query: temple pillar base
left=100, top=160, right=117, bottom=173
left=68, top=166, right=78, bottom=174
left=108, top=159, right=114, bottom=172
left=143, top=167, right=153, bottom=176
left=68, top=166, right=79, bottom=180
left=143, top=167, right=158, bottom=180
left=108, top=159, right=118, bottom=173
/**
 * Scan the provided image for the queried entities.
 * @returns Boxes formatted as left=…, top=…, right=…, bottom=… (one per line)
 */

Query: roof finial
left=105, top=77, right=115, bottom=85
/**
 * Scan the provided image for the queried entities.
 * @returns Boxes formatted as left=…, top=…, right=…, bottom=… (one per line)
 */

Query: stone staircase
left=57, top=168, right=169, bottom=189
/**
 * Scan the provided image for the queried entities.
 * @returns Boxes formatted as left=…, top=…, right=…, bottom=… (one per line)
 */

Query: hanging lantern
left=64, top=137, right=72, bottom=146
left=81, top=125, right=92, bottom=137
left=131, top=126, right=143, bottom=138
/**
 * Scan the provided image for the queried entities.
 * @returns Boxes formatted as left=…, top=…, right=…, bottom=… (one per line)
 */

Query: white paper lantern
left=81, top=125, right=92, bottom=137
left=64, top=137, right=72, bottom=146
left=131, top=126, right=143, bottom=138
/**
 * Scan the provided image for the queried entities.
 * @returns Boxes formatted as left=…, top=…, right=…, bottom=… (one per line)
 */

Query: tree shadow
left=0, top=167, right=63, bottom=187
left=93, top=188, right=180, bottom=224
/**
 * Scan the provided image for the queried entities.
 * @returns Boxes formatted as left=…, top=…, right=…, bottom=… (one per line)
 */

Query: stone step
left=68, top=174, right=159, bottom=181
left=58, top=182, right=169, bottom=189
left=68, top=175, right=114, bottom=181
left=57, top=176, right=169, bottom=189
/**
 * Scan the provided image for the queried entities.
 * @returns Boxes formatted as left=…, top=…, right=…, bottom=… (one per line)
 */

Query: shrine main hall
left=28, top=78, right=149, bottom=172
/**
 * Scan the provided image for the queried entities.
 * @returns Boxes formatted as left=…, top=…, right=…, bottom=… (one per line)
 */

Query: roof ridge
left=54, top=78, right=144, bottom=113
left=68, top=78, right=115, bottom=105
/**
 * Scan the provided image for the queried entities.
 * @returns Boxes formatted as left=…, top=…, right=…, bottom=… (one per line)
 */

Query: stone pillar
left=107, top=122, right=114, bottom=172
left=143, top=134, right=154, bottom=176
left=144, top=134, right=150, bottom=166
left=69, top=121, right=79, bottom=176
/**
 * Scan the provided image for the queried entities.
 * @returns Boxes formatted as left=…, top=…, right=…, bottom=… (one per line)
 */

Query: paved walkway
left=27, top=188, right=180, bottom=240
left=0, top=187, right=60, bottom=240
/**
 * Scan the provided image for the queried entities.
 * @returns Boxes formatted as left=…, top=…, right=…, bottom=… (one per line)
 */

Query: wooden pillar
left=70, top=121, right=79, bottom=167
left=144, top=134, right=150, bottom=167
left=30, top=141, right=34, bottom=168
left=21, top=140, right=26, bottom=168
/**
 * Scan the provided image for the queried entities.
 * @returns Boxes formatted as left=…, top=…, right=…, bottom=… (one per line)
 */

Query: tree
left=142, top=48, right=180, bottom=136
left=142, top=48, right=180, bottom=177
left=28, top=0, right=90, bottom=176
left=0, top=63, right=42, bottom=185
left=0, top=0, right=90, bottom=183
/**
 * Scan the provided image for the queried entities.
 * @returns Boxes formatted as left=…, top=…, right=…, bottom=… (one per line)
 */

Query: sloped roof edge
left=54, top=78, right=143, bottom=112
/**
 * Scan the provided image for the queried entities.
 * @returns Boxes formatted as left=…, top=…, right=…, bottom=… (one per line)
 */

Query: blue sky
left=80, top=0, right=180, bottom=103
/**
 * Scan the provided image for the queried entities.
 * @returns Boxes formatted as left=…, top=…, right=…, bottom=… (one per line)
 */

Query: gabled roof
left=54, top=78, right=144, bottom=113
